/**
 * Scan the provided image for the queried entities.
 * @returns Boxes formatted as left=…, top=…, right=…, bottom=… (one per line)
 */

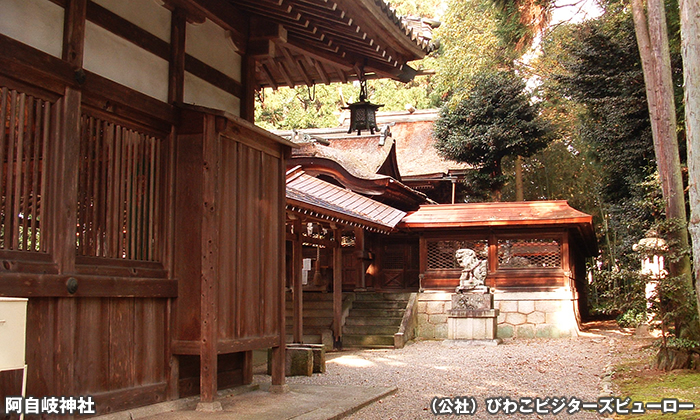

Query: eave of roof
left=225, top=0, right=436, bottom=88
left=286, top=167, right=406, bottom=233
left=401, top=201, right=593, bottom=227
left=400, top=201, right=598, bottom=255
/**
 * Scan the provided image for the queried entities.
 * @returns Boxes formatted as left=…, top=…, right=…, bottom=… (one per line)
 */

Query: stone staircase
left=285, top=292, right=335, bottom=348
left=343, top=292, right=411, bottom=348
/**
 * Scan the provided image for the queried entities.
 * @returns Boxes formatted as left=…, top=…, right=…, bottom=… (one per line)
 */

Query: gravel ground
left=275, top=327, right=618, bottom=420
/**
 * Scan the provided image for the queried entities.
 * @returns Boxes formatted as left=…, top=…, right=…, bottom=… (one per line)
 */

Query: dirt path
left=281, top=322, right=641, bottom=419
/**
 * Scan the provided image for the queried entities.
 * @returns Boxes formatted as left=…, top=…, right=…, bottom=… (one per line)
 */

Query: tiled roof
left=286, top=167, right=406, bottom=233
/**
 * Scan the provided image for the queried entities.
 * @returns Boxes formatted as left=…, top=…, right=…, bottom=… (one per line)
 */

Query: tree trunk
left=631, top=0, right=693, bottom=331
left=515, top=155, right=524, bottom=201
left=680, top=0, right=700, bottom=322
left=491, top=158, right=503, bottom=202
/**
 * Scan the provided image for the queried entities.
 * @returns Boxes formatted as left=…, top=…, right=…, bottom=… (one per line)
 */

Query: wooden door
left=379, top=238, right=419, bottom=290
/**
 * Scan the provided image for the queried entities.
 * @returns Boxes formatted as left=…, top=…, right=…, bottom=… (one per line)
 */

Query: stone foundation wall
left=416, top=290, right=579, bottom=340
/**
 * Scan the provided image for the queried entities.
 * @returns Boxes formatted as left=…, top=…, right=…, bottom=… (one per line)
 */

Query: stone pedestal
left=267, top=344, right=326, bottom=377
left=447, top=291, right=501, bottom=344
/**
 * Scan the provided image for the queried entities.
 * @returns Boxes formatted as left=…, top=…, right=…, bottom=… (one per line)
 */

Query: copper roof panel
left=287, top=168, right=405, bottom=231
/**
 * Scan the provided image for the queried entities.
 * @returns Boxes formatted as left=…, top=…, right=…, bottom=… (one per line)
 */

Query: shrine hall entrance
left=376, top=236, right=420, bottom=291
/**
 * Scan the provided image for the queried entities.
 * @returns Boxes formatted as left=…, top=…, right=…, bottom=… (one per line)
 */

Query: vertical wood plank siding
left=76, top=113, right=163, bottom=261
left=217, top=134, right=281, bottom=342
left=0, top=86, right=53, bottom=252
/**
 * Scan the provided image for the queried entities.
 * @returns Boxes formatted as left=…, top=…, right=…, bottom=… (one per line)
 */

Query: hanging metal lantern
left=344, top=68, right=383, bottom=135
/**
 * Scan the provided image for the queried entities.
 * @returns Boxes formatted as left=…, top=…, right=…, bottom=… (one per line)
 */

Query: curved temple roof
left=401, top=201, right=598, bottom=256
left=286, top=166, right=406, bottom=233
left=226, top=0, right=437, bottom=88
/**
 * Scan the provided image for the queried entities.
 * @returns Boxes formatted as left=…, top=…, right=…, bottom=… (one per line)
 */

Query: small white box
left=0, top=297, right=28, bottom=371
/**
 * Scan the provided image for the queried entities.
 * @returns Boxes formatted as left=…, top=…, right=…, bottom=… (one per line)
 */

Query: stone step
left=284, top=308, right=334, bottom=318
left=354, top=292, right=412, bottom=301
left=343, top=334, right=394, bottom=348
left=285, top=316, right=333, bottom=326
left=348, top=308, right=406, bottom=318
left=285, top=334, right=323, bottom=344
left=344, top=316, right=403, bottom=326
left=285, top=326, right=330, bottom=337
left=299, top=292, right=336, bottom=301
left=352, top=300, right=408, bottom=310
left=285, top=300, right=334, bottom=310
left=343, top=324, right=399, bottom=335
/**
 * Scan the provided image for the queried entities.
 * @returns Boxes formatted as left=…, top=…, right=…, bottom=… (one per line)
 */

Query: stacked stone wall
left=416, top=291, right=579, bottom=339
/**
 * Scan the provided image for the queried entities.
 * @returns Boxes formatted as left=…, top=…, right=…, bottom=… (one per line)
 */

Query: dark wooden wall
left=171, top=108, right=286, bottom=400
left=0, top=71, right=175, bottom=415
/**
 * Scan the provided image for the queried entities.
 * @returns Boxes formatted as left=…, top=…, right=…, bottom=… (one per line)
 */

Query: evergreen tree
left=434, top=70, right=551, bottom=200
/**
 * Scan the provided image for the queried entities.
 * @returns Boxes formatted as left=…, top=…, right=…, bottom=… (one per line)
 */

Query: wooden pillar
left=487, top=232, right=498, bottom=289
left=54, top=0, right=85, bottom=394
left=270, top=155, right=287, bottom=389
left=240, top=54, right=257, bottom=122
left=354, top=227, right=366, bottom=290
left=333, top=227, right=343, bottom=349
left=168, top=7, right=187, bottom=104
left=198, top=116, right=220, bottom=410
left=62, top=0, right=87, bottom=66
left=292, top=219, right=303, bottom=343
left=561, top=233, right=571, bottom=289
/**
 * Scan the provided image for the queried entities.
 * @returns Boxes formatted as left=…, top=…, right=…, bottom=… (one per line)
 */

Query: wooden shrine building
left=280, top=120, right=599, bottom=344
left=0, top=0, right=434, bottom=414
left=401, top=201, right=598, bottom=338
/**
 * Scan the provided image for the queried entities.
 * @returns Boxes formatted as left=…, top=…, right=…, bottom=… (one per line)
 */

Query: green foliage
left=254, top=0, right=446, bottom=130
left=434, top=70, right=551, bottom=199
left=432, top=0, right=503, bottom=103
left=616, top=307, right=648, bottom=328
left=255, top=84, right=347, bottom=130
left=588, top=268, right=646, bottom=317
left=654, top=336, right=700, bottom=351
left=544, top=10, right=657, bottom=205
left=386, top=0, right=444, bottom=19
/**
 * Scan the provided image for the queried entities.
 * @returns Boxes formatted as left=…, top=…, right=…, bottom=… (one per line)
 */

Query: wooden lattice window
left=76, top=113, right=164, bottom=261
left=426, top=239, right=487, bottom=270
left=0, top=87, right=52, bottom=252
left=384, top=247, right=405, bottom=270
left=497, top=238, right=561, bottom=269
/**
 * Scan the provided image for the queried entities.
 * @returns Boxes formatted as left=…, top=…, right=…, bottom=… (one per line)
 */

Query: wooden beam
left=87, top=1, right=243, bottom=99
left=62, top=0, right=87, bottom=67
left=292, top=219, right=303, bottom=343
left=333, top=227, right=343, bottom=349
left=250, top=20, right=289, bottom=43
left=311, top=58, right=330, bottom=84
left=0, top=274, right=178, bottom=298
left=217, top=336, right=280, bottom=354
left=248, top=40, right=277, bottom=59
left=271, top=58, right=296, bottom=87
left=184, top=55, right=244, bottom=98
left=280, top=47, right=313, bottom=86
left=86, top=0, right=169, bottom=59
left=161, top=0, right=206, bottom=23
